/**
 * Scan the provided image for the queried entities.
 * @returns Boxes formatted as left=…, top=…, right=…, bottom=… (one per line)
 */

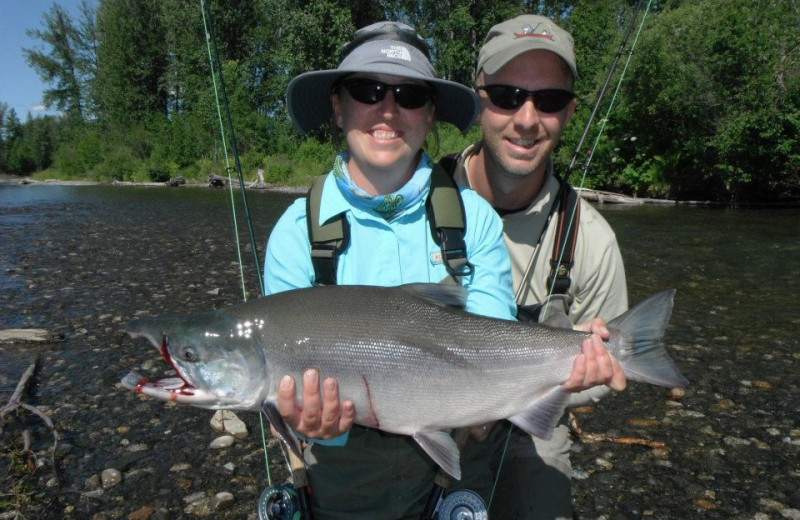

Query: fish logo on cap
left=515, top=22, right=555, bottom=41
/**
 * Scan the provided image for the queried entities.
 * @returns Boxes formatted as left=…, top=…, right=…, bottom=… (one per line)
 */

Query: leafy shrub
left=91, top=144, right=136, bottom=181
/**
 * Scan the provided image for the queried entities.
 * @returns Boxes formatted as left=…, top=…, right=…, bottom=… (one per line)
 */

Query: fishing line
left=200, top=0, right=273, bottom=488
left=200, top=0, right=265, bottom=299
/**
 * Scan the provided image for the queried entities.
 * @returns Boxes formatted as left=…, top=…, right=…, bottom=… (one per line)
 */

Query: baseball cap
left=287, top=21, right=478, bottom=134
left=476, top=15, right=577, bottom=81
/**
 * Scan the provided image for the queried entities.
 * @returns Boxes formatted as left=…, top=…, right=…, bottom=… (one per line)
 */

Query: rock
left=211, top=491, right=235, bottom=511
left=209, top=435, right=236, bottom=449
left=222, top=462, right=236, bottom=473
left=596, top=458, right=614, bottom=470
left=210, top=410, right=248, bottom=439
left=170, top=463, right=191, bottom=472
left=101, top=468, right=122, bottom=488
left=667, top=387, right=685, bottom=400
left=128, top=506, right=155, bottom=520
left=184, top=491, right=207, bottom=504
left=0, top=328, right=52, bottom=342
left=85, top=473, right=101, bottom=490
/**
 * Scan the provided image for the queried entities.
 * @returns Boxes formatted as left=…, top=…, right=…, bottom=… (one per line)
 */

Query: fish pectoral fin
left=261, top=400, right=305, bottom=463
left=413, top=430, right=461, bottom=480
left=508, top=386, right=571, bottom=440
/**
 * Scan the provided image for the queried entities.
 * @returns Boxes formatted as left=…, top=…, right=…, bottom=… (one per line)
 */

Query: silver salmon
left=122, top=284, right=687, bottom=479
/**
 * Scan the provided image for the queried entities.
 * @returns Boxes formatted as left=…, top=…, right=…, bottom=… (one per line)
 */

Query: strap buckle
left=437, top=227, right=474, bottom=277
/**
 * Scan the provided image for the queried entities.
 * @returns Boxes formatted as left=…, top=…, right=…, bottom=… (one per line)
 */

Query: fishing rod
left=200, top=2, right=312, bottom=519
left=200, top=0, right=264, bottom=298
left=539, top=0, right=651, bottom=315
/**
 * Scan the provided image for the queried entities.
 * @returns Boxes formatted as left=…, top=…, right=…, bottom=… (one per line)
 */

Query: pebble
left=210, top=410, right=248, bottom=439
left=211, top=491, right=235, bottom=511
left=667, top=387, right=685, bottom=400
left=209, top=435, right=236, bottom=449
left=184, top=491, right=206, bottom=504
left=101, top=468, right=122, bottom=488
left=595, top=458, right=614, bottom=470
left=723, top=436, right=751, bottom=446
left=170, top=463, right=191, bottom=472
left=85, top=473, right=101, bottom=490
left=127, top=506, right=154, bottom=520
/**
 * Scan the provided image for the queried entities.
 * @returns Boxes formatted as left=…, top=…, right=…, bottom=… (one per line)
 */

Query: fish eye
left=181, top=346, right=198, bottom=362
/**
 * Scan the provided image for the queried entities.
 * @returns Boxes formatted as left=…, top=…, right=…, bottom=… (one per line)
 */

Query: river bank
left=0, top=172, right=670, bottom=205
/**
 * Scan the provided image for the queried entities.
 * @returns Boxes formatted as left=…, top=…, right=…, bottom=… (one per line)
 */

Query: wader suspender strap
left=306, top=175, right=349, bottom=286
left=307, top=166, right=470, bottom=286
left=427, top=164, right=472, bottom=279
left=547, top=181, right=581, bottom=295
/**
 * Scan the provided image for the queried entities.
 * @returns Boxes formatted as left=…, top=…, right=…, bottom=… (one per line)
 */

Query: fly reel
left=257, top=484, right=302, bottom=520
left=437, top=489, right=488, bottom=520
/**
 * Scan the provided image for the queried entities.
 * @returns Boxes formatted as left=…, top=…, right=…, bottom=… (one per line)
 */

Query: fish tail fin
left=609, top=289, right=689, bottom=388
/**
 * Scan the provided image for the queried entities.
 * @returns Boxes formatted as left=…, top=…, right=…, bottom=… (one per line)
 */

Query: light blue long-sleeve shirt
left=264, top=170, right=516, bottom=321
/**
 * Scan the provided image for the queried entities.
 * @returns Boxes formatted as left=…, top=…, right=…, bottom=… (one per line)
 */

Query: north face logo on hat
left=514, top=23, right=555, bottom=41
left=381, top=45, right=412, bottom=61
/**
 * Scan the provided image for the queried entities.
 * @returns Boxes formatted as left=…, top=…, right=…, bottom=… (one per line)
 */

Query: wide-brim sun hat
left=287, top=21, right=478, bottom=134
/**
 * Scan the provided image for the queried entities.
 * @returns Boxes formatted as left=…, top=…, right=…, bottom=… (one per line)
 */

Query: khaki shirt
left=453, top=143, right=629, bottom=404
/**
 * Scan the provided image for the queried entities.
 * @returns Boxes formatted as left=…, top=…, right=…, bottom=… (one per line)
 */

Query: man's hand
left=563, top=318, right=626, bottom=392
left=277, top=369, right=356, bottom=439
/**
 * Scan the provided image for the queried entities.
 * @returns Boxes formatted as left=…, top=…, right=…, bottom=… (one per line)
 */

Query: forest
left=1, top=0, right=797, bottom=204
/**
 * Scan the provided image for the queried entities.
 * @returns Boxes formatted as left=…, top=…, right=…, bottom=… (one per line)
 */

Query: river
left=1, top=184, right=798, bottom=519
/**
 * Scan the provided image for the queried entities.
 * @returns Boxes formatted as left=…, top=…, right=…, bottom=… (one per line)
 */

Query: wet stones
left=209, top=410, right=248, bottom=439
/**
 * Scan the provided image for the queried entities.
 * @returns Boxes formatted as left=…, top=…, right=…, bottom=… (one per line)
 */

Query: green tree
left=23, top=3, right=93, bottom=120
left=615, top=0, right=799, bottom=202
left=93, top=0, right=169, bottom=127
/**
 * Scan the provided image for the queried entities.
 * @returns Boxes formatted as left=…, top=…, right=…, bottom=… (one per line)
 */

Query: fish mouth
left=121, top=371, right=220, bottom=406
left=123, top=338, right=222, bottom=405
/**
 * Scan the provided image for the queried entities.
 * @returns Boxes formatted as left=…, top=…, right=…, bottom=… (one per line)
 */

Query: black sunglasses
left=477, top=85, right=575, bottom=113
left=340, top=78, right=434, bottom=110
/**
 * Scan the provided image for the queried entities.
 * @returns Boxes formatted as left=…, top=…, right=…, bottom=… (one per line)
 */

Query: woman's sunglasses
left=340, top=79, right=434, bottom=110
left=477, top=85, right=575, bottom=113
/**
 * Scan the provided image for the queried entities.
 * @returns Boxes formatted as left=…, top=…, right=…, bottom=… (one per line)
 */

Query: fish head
left=123, top=310, right=268, bottom=410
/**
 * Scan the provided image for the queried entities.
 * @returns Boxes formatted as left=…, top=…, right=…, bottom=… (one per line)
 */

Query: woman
left=263, top=21, right=515, bottom=519
left=263, top=21, right=620, bottom=519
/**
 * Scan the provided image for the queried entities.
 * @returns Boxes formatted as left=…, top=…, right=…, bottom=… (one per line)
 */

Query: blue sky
left=1, top=0, right=85, bottom=118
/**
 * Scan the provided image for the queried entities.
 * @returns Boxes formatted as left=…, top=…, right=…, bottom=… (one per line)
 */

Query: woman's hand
left=277, top=369, right=356, bottom=440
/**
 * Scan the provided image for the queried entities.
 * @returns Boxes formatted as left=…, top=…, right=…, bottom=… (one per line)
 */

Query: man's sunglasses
left=340, top=79, right=434, bottom=110
left=477, top=85, right=575, bottom=113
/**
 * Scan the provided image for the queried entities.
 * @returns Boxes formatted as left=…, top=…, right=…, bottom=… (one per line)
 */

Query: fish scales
left=123, top=283, right=688, bottom=479
left=249, top=285, right=583, bottom=431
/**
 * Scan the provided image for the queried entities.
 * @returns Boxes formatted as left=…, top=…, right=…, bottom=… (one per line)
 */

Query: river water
left=0, top=184, right=798, bottom=519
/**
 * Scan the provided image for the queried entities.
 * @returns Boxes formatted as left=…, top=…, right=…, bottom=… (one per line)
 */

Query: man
left=451, top=14, right=629, bottom=519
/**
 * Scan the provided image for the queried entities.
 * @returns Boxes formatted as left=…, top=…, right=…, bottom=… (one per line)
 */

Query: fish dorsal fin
left=540, top=310, right=574, bottom=330
left=413, top=430, right=462, bottom=480
left=507, top=386, right=572, bottom=440
left=401, top=283, right=467, bottom=309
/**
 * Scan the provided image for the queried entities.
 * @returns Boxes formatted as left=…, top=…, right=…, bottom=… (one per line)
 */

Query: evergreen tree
left=23, top=3, right=91, bottom=120
left=93, top=0, right=169, bottom=127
